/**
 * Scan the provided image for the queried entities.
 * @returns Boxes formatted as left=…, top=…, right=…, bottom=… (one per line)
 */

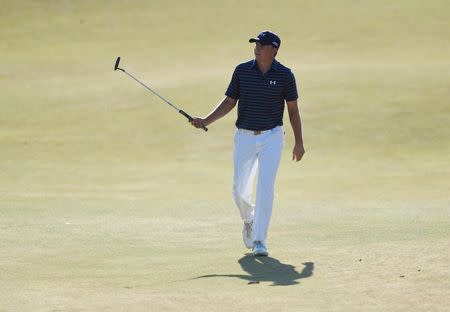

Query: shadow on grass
left=194, top=254, right=314, bottom=286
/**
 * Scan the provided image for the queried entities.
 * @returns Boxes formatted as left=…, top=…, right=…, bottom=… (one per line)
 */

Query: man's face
left=254, top=42, right=277, bottom=62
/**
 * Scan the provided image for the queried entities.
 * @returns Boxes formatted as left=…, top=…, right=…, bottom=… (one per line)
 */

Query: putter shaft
left=114, top=57, right=207, bottom=132
left=121, top=70, right=180, bottom=112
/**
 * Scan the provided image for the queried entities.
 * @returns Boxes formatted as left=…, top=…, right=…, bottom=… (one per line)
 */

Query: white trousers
left=232, top=126, right=284, bottom=244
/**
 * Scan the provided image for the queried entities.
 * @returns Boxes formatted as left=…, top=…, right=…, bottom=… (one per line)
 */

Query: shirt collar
left=252, top=59, right=279, bottom=72
left=271, top=60, right=279, bottom=71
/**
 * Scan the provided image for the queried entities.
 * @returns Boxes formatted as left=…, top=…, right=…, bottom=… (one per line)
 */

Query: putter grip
left=179, top=110, right=208, bottom=132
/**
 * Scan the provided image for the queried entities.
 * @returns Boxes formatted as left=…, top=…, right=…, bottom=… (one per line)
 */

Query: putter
left=114, top=57, right=208, bottom=132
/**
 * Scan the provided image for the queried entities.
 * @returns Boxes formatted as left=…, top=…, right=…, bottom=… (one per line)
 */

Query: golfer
left=191, top=30, right=304, bottom=256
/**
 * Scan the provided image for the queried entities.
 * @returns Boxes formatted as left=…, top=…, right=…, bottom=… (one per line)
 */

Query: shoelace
left=254, top=241, right=265, bottom=249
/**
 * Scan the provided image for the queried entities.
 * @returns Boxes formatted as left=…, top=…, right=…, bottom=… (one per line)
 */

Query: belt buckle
left=253, top=130, right=262, bottom=135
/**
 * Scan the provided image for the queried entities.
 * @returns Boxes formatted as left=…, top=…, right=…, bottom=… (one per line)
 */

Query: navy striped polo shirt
left=225, top=59, right=298, bottom=131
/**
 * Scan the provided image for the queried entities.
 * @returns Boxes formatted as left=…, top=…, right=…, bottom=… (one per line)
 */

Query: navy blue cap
left=249, top=31, right=281, bottom=49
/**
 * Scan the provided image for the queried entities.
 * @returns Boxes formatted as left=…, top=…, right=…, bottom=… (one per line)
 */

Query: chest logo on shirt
left=269, top=80, right=277, bottom=85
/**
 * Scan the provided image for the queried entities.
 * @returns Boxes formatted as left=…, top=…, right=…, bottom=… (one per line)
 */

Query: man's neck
left=257, top=59, right=274, bottom=74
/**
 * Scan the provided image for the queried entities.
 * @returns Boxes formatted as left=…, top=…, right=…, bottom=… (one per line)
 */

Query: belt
left=238, top=128, right=273, bottom=135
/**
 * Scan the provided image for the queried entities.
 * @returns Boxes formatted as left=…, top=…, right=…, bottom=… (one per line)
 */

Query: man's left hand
left=292, top=143, right=305, bottom=162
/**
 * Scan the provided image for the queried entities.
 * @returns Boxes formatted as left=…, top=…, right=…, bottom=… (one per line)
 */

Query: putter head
left=114, top=57, right=121, bottom=71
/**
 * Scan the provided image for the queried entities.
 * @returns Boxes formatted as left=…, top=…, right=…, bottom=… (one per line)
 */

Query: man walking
left=191, top=30, right=304, bottom=256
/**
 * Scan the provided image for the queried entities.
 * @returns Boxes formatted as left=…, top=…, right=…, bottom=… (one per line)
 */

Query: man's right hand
left=190, top=118, right=207, bottom=129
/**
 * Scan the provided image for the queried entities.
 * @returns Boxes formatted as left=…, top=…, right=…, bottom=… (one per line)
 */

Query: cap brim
left=249, top=38, right=278, bottom=48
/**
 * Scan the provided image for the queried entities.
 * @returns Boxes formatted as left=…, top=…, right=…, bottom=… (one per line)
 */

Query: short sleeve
left=284, top=70, right=298, bottom=101
left=225, top=67, right=240, bottom=100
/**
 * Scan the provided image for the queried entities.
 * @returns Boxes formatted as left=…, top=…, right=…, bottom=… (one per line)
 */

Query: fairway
left=1, top=1, right=449, bottom=311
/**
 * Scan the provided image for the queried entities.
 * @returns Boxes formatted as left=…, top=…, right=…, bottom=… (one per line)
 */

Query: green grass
left=1, top=1, right=449, bottom=311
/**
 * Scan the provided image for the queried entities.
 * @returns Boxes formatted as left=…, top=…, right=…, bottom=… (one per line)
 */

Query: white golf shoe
left=252, top=241, right=268, bottom=257
left=242, top=221, right=253, bottom=249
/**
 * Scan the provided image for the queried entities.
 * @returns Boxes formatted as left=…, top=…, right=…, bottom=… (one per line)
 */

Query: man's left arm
left=286, top=100, right=305, bottom=162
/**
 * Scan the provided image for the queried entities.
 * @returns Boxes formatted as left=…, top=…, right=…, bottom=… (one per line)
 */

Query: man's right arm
left=191, top=96, right=237, bottom=128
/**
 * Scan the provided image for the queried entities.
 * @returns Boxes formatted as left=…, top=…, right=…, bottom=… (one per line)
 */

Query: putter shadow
left=194, top=254, right=314, bottom=286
